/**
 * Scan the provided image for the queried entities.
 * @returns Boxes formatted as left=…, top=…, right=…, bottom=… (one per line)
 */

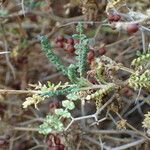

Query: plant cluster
left=22, top=22, right=150, bottom=140
left=128, top=46, right=150, bottom=89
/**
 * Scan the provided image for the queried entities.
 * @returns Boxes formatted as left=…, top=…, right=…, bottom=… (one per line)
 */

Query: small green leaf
left=55, top=109, right=65, bottom=115
left=76, top=22, right=83, bottom=33
left=72, top=34, right=80, bottom=39
left=62, top=100, right=75, bottom=110
left=55, top=108, right=71, bottom=118
left=62, top=111, right=71, bottom=118
left=54, top=121, right=64, bottom=131
left=67, top=93, right=79, bottom=101
left=38, top=123, right=52, bottom=135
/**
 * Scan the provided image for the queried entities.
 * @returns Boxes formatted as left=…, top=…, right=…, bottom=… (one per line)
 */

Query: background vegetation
left=0, top=0, right=150, bottom=150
